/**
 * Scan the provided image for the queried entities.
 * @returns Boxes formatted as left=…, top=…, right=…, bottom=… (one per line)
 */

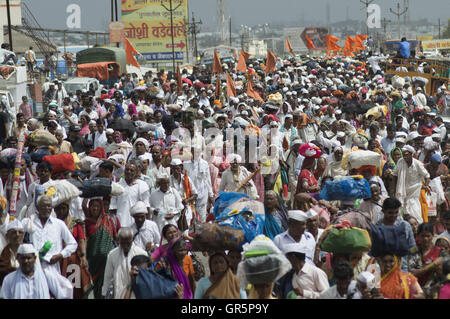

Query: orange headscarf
left=380, top=255, right=418, bottom=299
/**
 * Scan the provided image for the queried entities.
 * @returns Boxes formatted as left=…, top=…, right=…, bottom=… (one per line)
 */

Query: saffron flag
left=247, top=75, right=264, bottom=103
left=213, top=49, right=223, bottom=73
left=285, top=37, right=295, bottom=56
left=343, top=36, right=356, bottom=56
left=305, top=34, right=316, bottom=50
left=226, top=71, right=236, bottom=98
left=354, top=34, right=368, bottom=51
left=236, top=50, right=251, bottom=73
left=125, top=38, right=140, bottom=68
left=265, top=50, right=277, bottom=73
left=325, top=35, right=341, bottom=55
left=176, top=65, right=182, bottom=94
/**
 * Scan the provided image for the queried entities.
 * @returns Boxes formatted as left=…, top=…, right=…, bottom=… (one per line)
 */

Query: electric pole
left=187, top=12, right=202, bottom=64
left=161, top=0, right=183, bottom=74
left=229, top=17, right=232, bottom=47
left=390, top=2, right=408, bottom=40
left=438, top=18, right=441, bottom=39
left=6, top=0, right=13, bottom=50
left=360, top=0, right=375, bottom=35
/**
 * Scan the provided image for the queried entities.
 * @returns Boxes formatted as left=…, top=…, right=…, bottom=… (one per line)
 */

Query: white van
left=63, top=77, right=102, bottom=96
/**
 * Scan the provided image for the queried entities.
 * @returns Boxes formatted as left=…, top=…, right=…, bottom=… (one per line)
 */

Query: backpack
left=369, top=222, right=410, bottom=257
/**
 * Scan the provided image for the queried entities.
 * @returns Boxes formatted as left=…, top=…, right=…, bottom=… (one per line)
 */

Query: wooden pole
left=6, top=0, right=13, bottom=50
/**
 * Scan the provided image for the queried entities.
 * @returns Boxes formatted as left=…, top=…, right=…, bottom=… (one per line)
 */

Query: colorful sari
left=85, top=199, right=118, bottom=299
left=380, top=255, right=419, bottom=299
left=296, top=167, right=318, bottom=194
left=60, top=216, right=94, bottom=299
left=408, top=245, right=447, bottom=288
left=155, top=239, right=193, bottom=299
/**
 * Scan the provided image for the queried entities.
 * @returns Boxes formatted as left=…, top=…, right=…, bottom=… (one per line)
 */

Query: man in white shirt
left=284, top=243, right=329, bottom=299
left=435, top=116, right=447, bottom=143
left=109, top=162, right=151, bottom=227
left=367, top=53, right=387, bottom=75
left=102, top=227, right=147, bottom=299
left=183, top=148, right=214, bottom=222
left=219, top=154, right=259, bottom=200
left=22, top=195, right=78, bottom=274
left=0, top=244, right=50, bottom=299
left=150, top=172, right=185, bottom=230
left=130, top=201, right=160, bottom=254
left=273, top=210, right=317, bottom=264
left=414, top=87, right=427, bottom=108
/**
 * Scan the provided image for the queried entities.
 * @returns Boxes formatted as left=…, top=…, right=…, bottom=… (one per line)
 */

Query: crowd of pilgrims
left=0, top=49, right=449, bottom=299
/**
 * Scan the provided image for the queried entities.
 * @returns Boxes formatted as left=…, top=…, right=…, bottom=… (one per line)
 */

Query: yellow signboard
left=422, top=39, right=450, bottom=51
left=121, top=0, right=188, bottom=63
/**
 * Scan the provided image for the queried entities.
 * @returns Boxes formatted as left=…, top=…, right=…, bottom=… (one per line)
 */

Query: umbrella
left=110, top=119, right=136, bottom=137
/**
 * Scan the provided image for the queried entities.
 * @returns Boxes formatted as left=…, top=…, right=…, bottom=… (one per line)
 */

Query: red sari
left=296, top=169, right=318, bottom=194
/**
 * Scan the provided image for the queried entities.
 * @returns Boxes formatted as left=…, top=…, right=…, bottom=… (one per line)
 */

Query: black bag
left=81, top=177, right=112, bottom=198
left=132, top=267, right=178, bottom=299
left=369, top=222, right=411, bottom=257
left=244, top=255, right=281, bottom=285
left=177, top=209, right=188, bottom=233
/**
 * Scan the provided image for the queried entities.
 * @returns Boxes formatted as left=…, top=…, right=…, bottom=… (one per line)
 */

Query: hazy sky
left=23, top=0, right=450, bottom=32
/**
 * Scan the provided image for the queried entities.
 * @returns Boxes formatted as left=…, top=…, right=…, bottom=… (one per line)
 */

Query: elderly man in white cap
left=1, top=243, right=74, bottom=299
left=150, top=171, right=185, bottom=230
left=102, top=227, right=147, bottom=299
left=0, top=219, right=25, bottom=284
left=109, top=161, right=151, bottom=227
left=219, top=154, right=259, bottom=200
left=170, top=158, right=198, bottom=226
left=130, top=201, right=160, bottom=254
left=21, top=195, right=77, bottom=276
left=283, top=138, right=303, bottom=208
left=284, top=243, right=329, bottom=299
left=0, top=244, right=51, bottom=299
left=183, top=146, right=214, bottom=222
left=273, top=210, right=316, bottom=265
left=387, top=145, right=431, bottom=223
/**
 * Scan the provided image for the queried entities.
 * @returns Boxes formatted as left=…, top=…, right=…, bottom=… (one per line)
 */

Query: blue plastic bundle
left=319, top=176, right=371, bottom=201
left=217, top=208, right=265, bottom=244
left=213, top=191, right=250, bottom=218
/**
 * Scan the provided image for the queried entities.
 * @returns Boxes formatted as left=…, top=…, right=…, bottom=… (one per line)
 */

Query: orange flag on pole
left=247, top=75, right=264, bottom=103
left=343, top=36, right=356, bottom=56
left=354, top=34, right=368, bottom=51
left=305, top=34, right=316, bottom=50
left=325, top=35, right=341, bottom=55
left=236, top=50, right=251, bottom=73
left=213, top=49, right=223, bottom=73
left=226, top=71, right=236, bottom=98
left=285, top=37, right=295, bottom=57
left=176, top=65, right=182, bottom=94
left=125, top=38, right=140, bottom=68
left=265, top=50, right=277, bottom=73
